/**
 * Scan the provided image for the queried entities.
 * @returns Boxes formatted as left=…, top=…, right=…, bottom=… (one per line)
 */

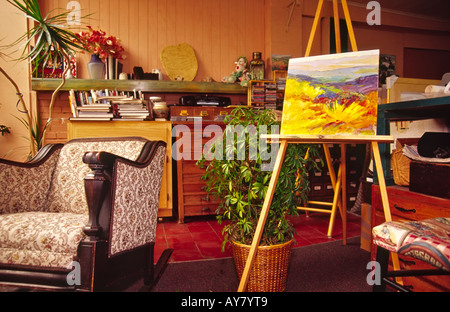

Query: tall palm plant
left=1, top=0, right=87, bottom=155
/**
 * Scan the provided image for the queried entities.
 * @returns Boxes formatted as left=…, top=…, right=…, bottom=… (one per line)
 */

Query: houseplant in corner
left=2, top=0, right=88, bottom=155
left=198, top=107, right=322, bottom=291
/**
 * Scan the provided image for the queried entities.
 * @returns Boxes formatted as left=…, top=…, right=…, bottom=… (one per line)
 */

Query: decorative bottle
left=250, top=52, right=265, bottom=80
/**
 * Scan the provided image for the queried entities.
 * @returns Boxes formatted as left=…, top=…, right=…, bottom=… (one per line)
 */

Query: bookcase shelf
left=246, top=71, right=287, bottom=108
left=31, top=78, right=247, bottom=95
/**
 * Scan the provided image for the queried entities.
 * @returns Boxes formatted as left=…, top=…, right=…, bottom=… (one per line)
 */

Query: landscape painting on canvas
left=281, top=50, right=380, bottom=136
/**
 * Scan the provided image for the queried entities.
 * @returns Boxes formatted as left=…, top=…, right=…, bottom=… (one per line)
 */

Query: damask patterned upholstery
left=0, top=137, right=165, bottom=270
left=109, top=145, right=165, bottom=256
left=0, top=212, right=88, bottom=268
left=47, top=139, right=147, bottom=214
left=372, top=217, right=450, bottom=271
left=0, top=150, right=61, bottom=214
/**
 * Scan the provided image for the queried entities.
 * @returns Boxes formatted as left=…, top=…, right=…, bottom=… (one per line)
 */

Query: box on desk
left=410, top=161, right=450, bottom=199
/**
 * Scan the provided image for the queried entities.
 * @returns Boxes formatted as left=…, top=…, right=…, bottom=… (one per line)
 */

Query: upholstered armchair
left=0, top=137, right=172, bottom=291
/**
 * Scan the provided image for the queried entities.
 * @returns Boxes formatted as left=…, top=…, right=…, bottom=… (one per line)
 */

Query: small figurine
left=222, top=56, right=251, bottom=86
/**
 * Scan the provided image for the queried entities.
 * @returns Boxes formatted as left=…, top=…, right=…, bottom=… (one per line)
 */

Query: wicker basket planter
left=231, top=239, right=293, bottom=292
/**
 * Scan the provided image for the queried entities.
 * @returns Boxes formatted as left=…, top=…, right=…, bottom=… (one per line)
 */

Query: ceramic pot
left=152, top=101, right=169, bottom=120
left=87, top=54, right=104, bottom=79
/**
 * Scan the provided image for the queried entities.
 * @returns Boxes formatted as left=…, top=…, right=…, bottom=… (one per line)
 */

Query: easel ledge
left=261, top=134, right=394, bottom=144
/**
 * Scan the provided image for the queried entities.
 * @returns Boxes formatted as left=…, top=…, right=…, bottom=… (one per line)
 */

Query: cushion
left=47, top=138, right=147, bottom=214
left=0, top=151, right=60, bottom=214
left=0, top=212, right=88, bottom=269
left=372, top=217, right=450, bottom=271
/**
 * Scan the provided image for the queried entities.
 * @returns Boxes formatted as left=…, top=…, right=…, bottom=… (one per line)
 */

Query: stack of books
left=112, top=99, right=149, bottom=120
left=276, top=77, right=286, bottom=91
left=69, top=90, right=113, bottom=120
left=264, top=82, right=277, bottom=102
left=251, top=85, right=265, bottom=103
left=69, top=89, right=149, bottom=121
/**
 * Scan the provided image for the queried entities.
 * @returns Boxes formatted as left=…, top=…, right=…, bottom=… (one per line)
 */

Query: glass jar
left=250, top=52, right=265, bottom=80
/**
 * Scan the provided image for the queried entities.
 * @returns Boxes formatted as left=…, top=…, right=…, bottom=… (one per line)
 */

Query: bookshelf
left=247, top=70, right=287, bottom=109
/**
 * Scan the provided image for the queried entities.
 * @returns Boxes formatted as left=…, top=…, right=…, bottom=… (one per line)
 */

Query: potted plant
left=198, top=106, right=322, bottom=291
left=1, top=0, right=88, bottom=156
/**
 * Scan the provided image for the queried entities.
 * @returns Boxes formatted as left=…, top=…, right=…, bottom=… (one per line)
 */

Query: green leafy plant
left=198, top=107, right=322, bottom=249
left=1, top=0, right=88, bottom=156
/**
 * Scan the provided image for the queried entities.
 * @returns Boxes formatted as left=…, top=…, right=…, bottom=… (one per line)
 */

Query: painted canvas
left=281, top=50, right=380, bottom=135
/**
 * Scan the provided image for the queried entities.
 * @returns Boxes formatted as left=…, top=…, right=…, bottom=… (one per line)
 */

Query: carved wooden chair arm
left=81, top=141, right=167, bottom=243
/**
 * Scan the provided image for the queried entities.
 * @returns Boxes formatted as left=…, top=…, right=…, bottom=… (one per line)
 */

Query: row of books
left=251, top=83, right=278, bottom=103
left=69, top=89, right=150, bottom=121
left=265, top=82, right=277, bottom=102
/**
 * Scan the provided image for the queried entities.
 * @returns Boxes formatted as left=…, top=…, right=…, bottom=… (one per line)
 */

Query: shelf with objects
left=247, top=70, right=287, bottom=109
left=31, top=78, right=248, bottom=95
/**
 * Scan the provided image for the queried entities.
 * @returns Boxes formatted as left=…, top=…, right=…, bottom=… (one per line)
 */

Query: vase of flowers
left=87, top=54, right=104, bottom=79
left=75, top=26, right=126, bottom=79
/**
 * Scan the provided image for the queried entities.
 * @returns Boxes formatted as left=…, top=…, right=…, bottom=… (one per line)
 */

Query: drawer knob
left=201, top=207, right=211, bottom=213
left=394, top=204, right=416, bottom=214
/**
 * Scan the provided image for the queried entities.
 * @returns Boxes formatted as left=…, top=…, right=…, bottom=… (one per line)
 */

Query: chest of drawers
left=371, top=185, right=450, bottom=291
left=172, top=107, right=231, bottom=223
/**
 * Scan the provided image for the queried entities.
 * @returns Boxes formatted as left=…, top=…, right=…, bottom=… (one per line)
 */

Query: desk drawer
left=372, top=185, right=450, bottom=224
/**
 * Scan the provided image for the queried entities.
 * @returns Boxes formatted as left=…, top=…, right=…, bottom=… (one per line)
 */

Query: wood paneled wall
left=40, top=0, right=267, bottom=82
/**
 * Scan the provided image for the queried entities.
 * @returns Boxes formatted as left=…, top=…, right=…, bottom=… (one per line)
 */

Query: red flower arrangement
left=75, top=26, right=126, bottom=60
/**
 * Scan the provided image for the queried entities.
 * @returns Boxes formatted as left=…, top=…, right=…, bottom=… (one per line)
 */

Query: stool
left=372, top=217, right=450, bottom=292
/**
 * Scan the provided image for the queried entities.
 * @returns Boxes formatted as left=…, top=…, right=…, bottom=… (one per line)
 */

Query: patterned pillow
left=373, top=217, right=450, bottom=271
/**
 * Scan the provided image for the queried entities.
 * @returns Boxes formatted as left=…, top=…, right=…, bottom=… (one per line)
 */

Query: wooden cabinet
left=307, top=143, right=366, bottom=209
left=67, top=120, right=173, bottom=218
left=371, top=185, right=450, bottom=291
left=172, top=106, right=231, bottom=223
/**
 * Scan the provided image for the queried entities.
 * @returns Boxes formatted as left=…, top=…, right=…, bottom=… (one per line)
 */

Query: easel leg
left=341, top=0, right=358, bottom=52
left=305, top=0, right=324, bottom=57
left=327, top=164, right=342, bottom=238
left=321, top=144, right=345, bottom=240
left=237, top=140, right=288, bottom=292
left=372, top=142, right=402, bottom=279
left=340, top=144, right=347, bottom=245
left=332, top=0, right=341, bottom=53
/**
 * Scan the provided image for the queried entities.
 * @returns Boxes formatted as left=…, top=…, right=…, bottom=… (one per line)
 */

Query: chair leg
left=373, top=245, right=389, bottom=292
left=153, top=249, right=173, bottom=286
left=144, top=244, right=154, bottom=286
left=144, top=245, right=173, bottom=290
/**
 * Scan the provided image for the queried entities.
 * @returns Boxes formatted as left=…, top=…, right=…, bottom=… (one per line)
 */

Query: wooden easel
left=297, top=0, right=358, bottom=242
left=238, top=0, right=398, bottom=292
